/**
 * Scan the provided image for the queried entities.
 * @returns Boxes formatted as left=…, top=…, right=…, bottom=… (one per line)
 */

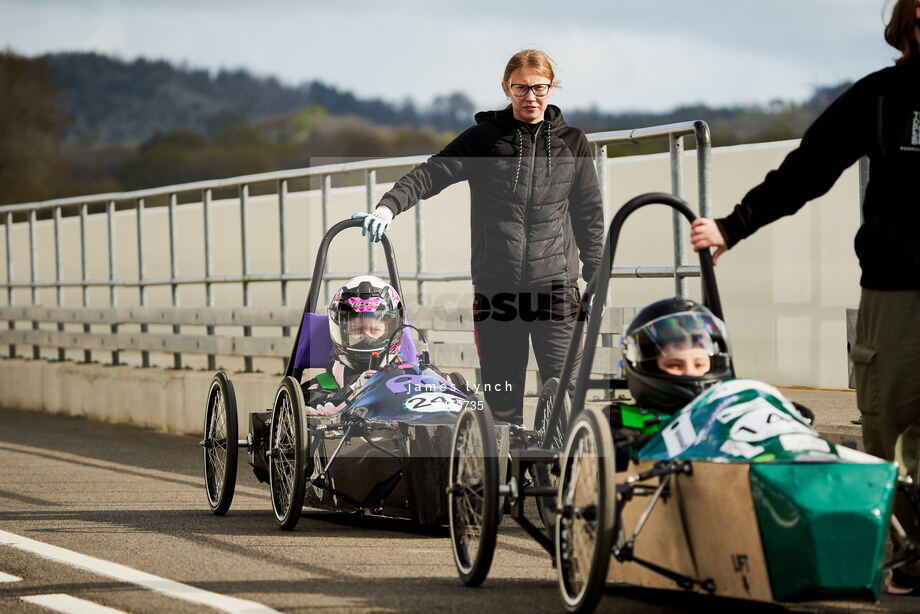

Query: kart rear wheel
left=533, top=377, right=572, bottom=527
left=448, top=402, right=500, bottom=587
left=269, top=376, right=308, bottom=531
left=556, top=406, right=616, bottom=614
left=203, top=371, right=238, bottom=515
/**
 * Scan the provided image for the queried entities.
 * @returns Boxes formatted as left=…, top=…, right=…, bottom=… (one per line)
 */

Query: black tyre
left=269, top=376, right=308, bottom=531
left=533, top=377, right=572, bottom=526
left=202, top=371, right=238, bottom=515
left=556, top=406, right=616, bottom=613
left=448, top=401, right=500, bottom=587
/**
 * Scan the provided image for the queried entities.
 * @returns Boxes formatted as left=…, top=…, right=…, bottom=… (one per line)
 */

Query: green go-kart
left=447, top=192, right=914, bottom=613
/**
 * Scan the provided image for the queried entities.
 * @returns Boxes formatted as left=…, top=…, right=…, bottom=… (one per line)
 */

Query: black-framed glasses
left=508, top=83, right=552, bottom=97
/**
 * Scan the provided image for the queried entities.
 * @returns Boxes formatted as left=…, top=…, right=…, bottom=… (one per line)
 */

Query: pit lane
left=0, top=407, right=915, bottom=613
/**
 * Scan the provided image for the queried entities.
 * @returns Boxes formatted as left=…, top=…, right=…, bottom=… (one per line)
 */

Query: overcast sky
left=1, top=0, right=901, bottom=113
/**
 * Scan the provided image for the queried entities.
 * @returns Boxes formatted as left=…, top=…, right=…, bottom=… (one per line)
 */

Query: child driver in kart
left=613, top=297, right=812, bottom=453
left=302, top=275, right=405, bottom=416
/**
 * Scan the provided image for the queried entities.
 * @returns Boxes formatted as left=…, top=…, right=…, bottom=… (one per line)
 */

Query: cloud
left=0, top=0, right=896, bottom=113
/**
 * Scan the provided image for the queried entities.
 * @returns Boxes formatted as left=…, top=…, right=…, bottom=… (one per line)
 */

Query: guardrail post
left=28, top=209, right=38, bottom=359
left=278, top=179, right=289, bottom=339
left=669, top=134, right=687, bottom=297
left=136, top=198, right=149, bottom=368
left=80, top=204, right=91, bottom=363
left=416, top=198, right=425, bottom=305
left=366, top=169, right=377, bottom=274
left=54, top=206, right=64, bottom=361
left=321, top=174, right=332, bottom=306
left=169, top=193, right=181, bottom=369
left=5, top=212, right=15, bottom=358
left=278, top=179, right=292, bottom=372
left=594, top=142, right=613, bottom=400
left=203, top=188, right=215, bottom=370
left=240, top=184, right=252, bottom=373
left=694, top=122, right=713, bottom=305
left=694, top=121, right=712, bottom=219
left=107, top=200, right=119, bottom=365
left=594, top=143, right=609, bottom=222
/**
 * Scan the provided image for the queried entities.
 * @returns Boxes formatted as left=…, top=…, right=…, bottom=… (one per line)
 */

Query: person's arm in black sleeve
left=716, top=77, right=876, bottom=248
left=376, top=125, right=480, bottom=218
left=567, top=133, right=606, bottom=284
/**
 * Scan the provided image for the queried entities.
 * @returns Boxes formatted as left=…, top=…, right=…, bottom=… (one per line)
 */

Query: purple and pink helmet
left=328, top=275, right=404, bottom=370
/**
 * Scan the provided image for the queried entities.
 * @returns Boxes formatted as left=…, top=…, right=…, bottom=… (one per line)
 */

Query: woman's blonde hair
left=884, top=0, right=920, bottom=63
left=502, top=49, right=558, bottom=86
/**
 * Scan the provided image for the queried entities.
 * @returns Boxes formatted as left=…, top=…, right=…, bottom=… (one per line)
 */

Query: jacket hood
left=474, top=104, right=566, bottom=128
left=473, top=105, right=565, bottom=192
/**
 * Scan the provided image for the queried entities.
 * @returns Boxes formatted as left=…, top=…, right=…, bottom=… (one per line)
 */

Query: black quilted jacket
left=377, top=105, right=604, bottom=290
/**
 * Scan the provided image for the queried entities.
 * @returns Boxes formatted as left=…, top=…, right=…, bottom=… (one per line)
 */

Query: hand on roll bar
left=690, top=218, right=727, bottom=265
left=351, top=206, right=394, bottom=243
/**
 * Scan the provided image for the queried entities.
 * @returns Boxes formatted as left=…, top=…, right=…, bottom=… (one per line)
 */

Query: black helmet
left=328, top=275, right=404, bottom=371
left=622, top=297, right=733, bottom=413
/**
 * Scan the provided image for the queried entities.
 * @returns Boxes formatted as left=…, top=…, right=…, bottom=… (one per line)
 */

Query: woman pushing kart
left=354, top=49, right=604, bottom=425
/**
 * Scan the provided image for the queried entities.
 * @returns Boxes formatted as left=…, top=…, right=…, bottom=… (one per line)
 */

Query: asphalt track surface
left=1, top=407, right=919, bottom=613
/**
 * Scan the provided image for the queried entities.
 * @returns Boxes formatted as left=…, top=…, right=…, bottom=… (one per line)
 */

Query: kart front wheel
left=533, top=377, right=572, bottom=527
left=556, top=406, right=616, bottom=614
left=202, top=371, right=238, bottom=515
left=269, top=376, right=308, bottom=531
left=448, top=402, right=500, bottom=587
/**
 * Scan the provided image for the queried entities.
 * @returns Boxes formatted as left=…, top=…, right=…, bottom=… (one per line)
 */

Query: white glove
left=351, top=206, right=394, bottom=243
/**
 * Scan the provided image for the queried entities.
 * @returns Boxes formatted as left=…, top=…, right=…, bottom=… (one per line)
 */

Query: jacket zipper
left=520, top=123, right=541, bottom=286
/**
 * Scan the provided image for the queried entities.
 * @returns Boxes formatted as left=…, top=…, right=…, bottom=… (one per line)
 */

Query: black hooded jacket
left=715, top=56, right=920, bottom=290
left=376, top=105, right=604, bottom=290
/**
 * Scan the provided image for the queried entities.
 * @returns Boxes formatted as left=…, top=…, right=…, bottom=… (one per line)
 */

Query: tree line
left=1, top=50, right=850, bottom=206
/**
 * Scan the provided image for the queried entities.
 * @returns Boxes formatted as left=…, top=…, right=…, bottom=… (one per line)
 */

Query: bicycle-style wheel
left=202, top=371, right=238, bottom=515
left=448, top=402, right=500, bottom=586
left=533, top=377, right=572, bottom=526
left=555, top=406, right=616, bottom=613
left=269, top=376, right=308, bottom=530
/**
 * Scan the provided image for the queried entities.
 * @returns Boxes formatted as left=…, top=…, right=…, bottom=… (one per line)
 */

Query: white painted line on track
left=21, top=593, right=127, bottom=613
left=1, top=530, right=279, bottom=614
left=0, top=569, right=22, bottom=582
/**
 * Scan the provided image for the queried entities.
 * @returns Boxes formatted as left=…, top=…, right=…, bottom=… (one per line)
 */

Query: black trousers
left=473, top=284, right=582, bottom=425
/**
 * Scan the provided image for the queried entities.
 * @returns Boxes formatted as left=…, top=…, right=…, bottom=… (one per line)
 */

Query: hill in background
left=46, top=52, right=475, bottom=147
left=3, top=51, right=851, bottom=204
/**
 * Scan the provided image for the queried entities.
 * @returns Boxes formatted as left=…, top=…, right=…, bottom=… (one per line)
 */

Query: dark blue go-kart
left=200, top=218, right=511, bottom=530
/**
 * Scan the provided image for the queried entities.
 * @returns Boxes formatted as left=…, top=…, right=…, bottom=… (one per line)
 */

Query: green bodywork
left=634, top=379, right=897, bottom=602
left=618, top=404, right=664, bottom=434
left=315, top=371, right=339, bottom=390
left=751, top=462, right=895, bottom=601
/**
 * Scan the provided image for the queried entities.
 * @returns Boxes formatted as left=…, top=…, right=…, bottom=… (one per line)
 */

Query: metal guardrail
left=587, top=120, right=711, bottom=296
left=1, top=121, right=712, bottom=370
left=0, top=304, right=635, bottom=375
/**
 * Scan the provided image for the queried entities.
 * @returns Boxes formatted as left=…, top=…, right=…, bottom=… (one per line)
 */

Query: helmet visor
left=342, top=311, right=401, bottom=352
left=625, top=311, right=728, bottom=367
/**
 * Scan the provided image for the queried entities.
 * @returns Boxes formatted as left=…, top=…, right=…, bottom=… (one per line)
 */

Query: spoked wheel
left=448, top=401, right=500, bottom=587
left=269, top=376, right=308, bottom=531
left=533, top=377, right=572, bottom=526
left=202, top=371, right=238, bottom=515
left=556, top=406, right=616, bottom=614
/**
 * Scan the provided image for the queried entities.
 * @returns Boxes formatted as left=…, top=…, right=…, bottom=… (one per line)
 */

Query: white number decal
left=661, top=412, right=697, bottom=457
left=403, top=392, right=465, bottom=413
left=729, top=406, right=813, bottom=443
